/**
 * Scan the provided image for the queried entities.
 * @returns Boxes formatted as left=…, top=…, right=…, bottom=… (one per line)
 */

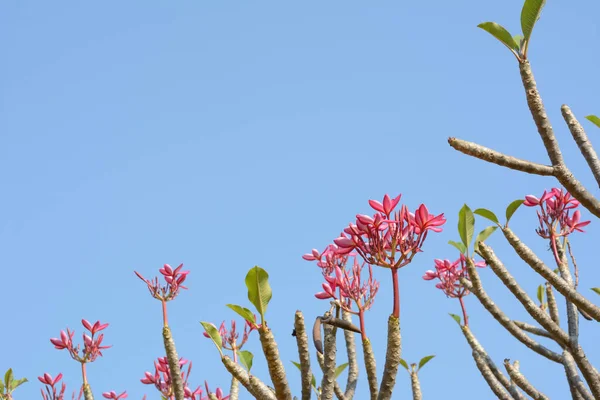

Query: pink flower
left=424, top=255, right=485, bottom=298
left=203, top=382, right=230, bottom=400
left=141, top=356, right=201, bottom=399
left=369, top=194, right=402, bottom=216
left=203, top=319, right=256, bottom=351
left=38, top=372, right=67, bottom=400
left=102, top=391, right=128, bottom=399
left=524, top=188, right=590, bottom=238
left=50, top=320, right=111, bottom=364
left=135, top=264, right=189, bottom=302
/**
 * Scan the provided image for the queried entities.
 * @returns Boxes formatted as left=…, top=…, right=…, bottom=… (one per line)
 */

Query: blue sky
left=1, top=1, right=599, bottom=399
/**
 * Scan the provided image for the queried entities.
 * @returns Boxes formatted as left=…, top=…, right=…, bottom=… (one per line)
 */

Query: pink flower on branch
left=203, top=382, right=230, bottom=400
left=39, top=373, right=66, bottom=400
left=523, top=187, right=591, bottom=238
left=50, top=320, right=111, bottom=364
left=102, top=391, right=128, bottom=399
left=135, top=264, right=189, bottom=302
left=334, top=195, right=446, bottom=270
left=202, top=319, right=256, bottom=351
left=140, top=356, right=202, bottom=400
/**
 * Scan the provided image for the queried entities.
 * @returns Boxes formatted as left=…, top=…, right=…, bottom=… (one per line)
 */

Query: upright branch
left=294, top=311, right=313, bottom=400
left=320, top=322, right=338, bottom=400
left=258, top=325, right=293, bottom=400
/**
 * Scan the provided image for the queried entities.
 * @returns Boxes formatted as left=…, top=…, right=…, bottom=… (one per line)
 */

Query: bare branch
left=258, top=325, right=293, bottom=400
left=512, top=321, right=552, bottom=339
left=545, top=283, right=561, bottom=325
left=221, top=356, right=276, bottom=400
left=320, top=323, right=338, bottom=400
left=362, top=338, right=379, bottom=400
left=377, top=315, right=402, bottom=400
left=502, top=227, right=600, bottom=321
left=503, top=360, right=549, bottom=400
left=294, top=311, right=313, bottom=400
left=562, top=350, right=594, bottom=400
left=410, top=372, right=422, bottom=400
left=561, top=104, right=600, bottom=188
left=471, top=351, right=512, bottom=400
left=341, top=310, right=359, bottom=399
left=447, top=137, right=554, bottom=175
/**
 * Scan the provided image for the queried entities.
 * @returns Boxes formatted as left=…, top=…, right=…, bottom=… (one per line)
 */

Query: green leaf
left=505, top=199, right=524, bottom=224
left=418, top=355, right=436, bottom=370
left=591, top=288, right=600, bottom=295
left=448, top=240, right=467, bottom=254
left=537, top=285, right=545, bottom=303
left=238, top=350, right=254, bottom=372
left=10, top=378, right=27, bottom=390
left=474, top=208, right=499, bottom=224
left=458, top=204, right=475, bottom=250
left=0, top=379, right=4, bottom=393
left=586, top=115, right=600, bottom=128
left=4, top=369, right=12, bottom=391
left=200, top=322, right=223, bottom=357
left=292, top=362, right=317, bottom=389
left=521, top=0, right=546, bottom=41
left=399, top=359, right=409, bottom=371
left=245, top=266, right=272, bottom=323
left=477, top=22, right=519, bottom=52
left=513, top=34, right=525, bottom=49
left=474, top=226, right=498, bottom=251
left=449, top=313, right=461, bottom=325
left=226, top=304, right=256, bottom=325
left=334, top=363, right=349, bottom=378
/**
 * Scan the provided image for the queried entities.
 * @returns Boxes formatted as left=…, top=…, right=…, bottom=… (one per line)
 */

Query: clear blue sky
left=2, top=1, right=599, bottom=399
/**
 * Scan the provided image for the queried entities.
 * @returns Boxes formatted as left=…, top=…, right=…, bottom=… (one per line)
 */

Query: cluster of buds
left=333, top=194, right=446, bottom=269
left=140, top=357, right=203, bottom=400
left=302, top=244, right=352, bottom=277
left=50, top=320, right=110, bottom=364
left=423, top=255, right=486, bottom=298
left=101, top=391, right=128, bottom=399
left=38, top=373, right=68, bottom=400
left=523, top=187, right=591, bottom=238
left=203, top=320, right=256, bottom=352
left=135, top=264, right=190, bottom=302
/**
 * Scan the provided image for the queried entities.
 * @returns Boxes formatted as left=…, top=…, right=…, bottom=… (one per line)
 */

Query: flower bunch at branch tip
left=203, top=382, right=230, bottom=400
left=333, top=194, right=446, bottom=269
left=50, top=320, right=110, bottom=364
left=140, top=356, right=203, bottom=400
left=101, top=391, right=127, bottom=399
left=524, top=187, right=591, bottom=238
left=39, top=373, right=67, bottom=400
left=202, top=319, right=256, bottom=351
left=423, top=254, right=486, bottom=298
left=135, top=264, right=190, bottom=302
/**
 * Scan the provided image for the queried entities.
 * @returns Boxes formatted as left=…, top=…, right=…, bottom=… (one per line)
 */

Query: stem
left=410, top=372, right=422, bottom=400
left=458, top=296, right=468, bottom=326
left=391, top=268, right=400, bottom=319
left=359, top=310, right=367, bottom=341
left=162, top=300, right=168, bottom=327
left=81, top=363, right=87, bottom=385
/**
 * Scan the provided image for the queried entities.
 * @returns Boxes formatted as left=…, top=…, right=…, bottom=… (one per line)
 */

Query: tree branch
left=561, top=104, right=600, bottom=188
left=503, top=360, right=548, bottom=400
left=294, top=311, right=313, bottom=400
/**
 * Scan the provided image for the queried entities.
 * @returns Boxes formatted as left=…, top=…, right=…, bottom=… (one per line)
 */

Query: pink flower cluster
left=333, top=194, right=446, bottom=269
left=524, top=188, right=591, bottom=238
left=140, top=356, right=203, bottom=399
left=39, top=373, right=67, bottom=400
left=50, top=320, right=110, bottom=363
left=202, top=320, right=255, bottom=351
left=135, top=264, right=190, bottom=302
left=423, top=255, right=486, bottom=298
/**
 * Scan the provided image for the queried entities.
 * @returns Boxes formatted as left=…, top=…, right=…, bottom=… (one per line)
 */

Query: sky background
left=1, top=1, right=599, bottom=399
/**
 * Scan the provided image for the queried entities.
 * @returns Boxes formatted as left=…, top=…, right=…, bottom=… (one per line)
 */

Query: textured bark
left=477, top=244, right=570, bottom=347
left=471, top=351, right=512, bottom=400
left=504, top=360, right=549, bottom=400
left=258, top=326, right=292, bottom=400
left=502, top=228, right=600, bottom=321
left=320, top=324, right=338, bottom=400
left=377, top=315, right=401, bottom=400
left=461, top=278, right=563, bottom=363
left=561, top=104, right=600, bottom=188
left=512, top=321, right=552, bottom=339
left=545, top=283, right=561, bottom=325
left=562, top=351, right=593, bottom=400
left=362, top=338, right=378, bottom=400
left=316, top=352, right=347, bottom=400
left=221, top=356, right=276, bottom=400
left=294, top=311, right=313, bottom=400
left=410, top=372, right=422, bottom=400
left=342, top=310, right=358, bottom=400
left=447, top=137, right=554, bottom=175
left=163, top=326, right=185, bottom=400
left=82, top=383, right=94, bottom=400
left=229, top=375, right=239, bottom=400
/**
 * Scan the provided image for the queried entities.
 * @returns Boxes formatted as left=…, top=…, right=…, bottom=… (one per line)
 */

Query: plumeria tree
left=3, top=0, right=600, bottom=399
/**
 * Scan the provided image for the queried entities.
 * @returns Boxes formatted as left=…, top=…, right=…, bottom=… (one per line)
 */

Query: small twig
left=566, top=239, right=580, bottom=290
left=545, top=283, right=561, bottom=325
left=512, top=321, right=553, bottom=339
left=503, top=360, right=549, bottom=400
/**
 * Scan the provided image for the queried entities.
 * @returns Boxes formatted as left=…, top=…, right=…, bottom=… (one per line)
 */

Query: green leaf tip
left=585, top=115, right=600, bottom=128
left=200, top=321, right=223, bottom=357
left=474, top=208, right=499, bottom=224
left=591, top=288, right=600, bottom=295
left=399, top=359, right=409, bottom=371
left=418, top=355, right=436, bottom=370
left=449, top=313, right=462, bottom=325
left=245, top=266, right=273, bottom=324
left=505, top=199, right=524, bottom=224
left=335, top=363, right=349, bottom=378
left=238, top=350, right=254, bottom=372
left=226, top=304, right=256, bottom=325
left=521, top=0, right=546, bottom=41
left=474, top=226, right=498, bottom=252
left=477, top=22, right=520, bottom=54
left=448, top=240, right=467, bottom=255
left=458, top=204, right=475, bottom=250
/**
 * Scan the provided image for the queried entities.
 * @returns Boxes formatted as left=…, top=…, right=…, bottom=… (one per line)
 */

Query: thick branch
left=228, top=376, right=239, bottom=400
left=377, top=315, right=402, bottom=400
left=294, top=311, right=313, bottom=400
left=362, top=338, right=379, bottom=400
left=562, top=105, right=600, bottom=187
left=258, top=326, right=293, bottom=400
left=477, top=244, right=570, bottom=347
left=503, top=360, right=548, bottom=400
left=461, top=279, right=563, bottom=363
left=221, top=356, right=276, bottom=400
left=410, top=372, right=422, bottom=400
left=320, top=323, right=338, bottom=400
left=471, top=350, right=512, bottom=400
left=163, top=326, right=185, bottom=400
left=562, top=351, right=594, bottom=400
left=317, top=352, right=346, bottom=400
left=545, top=283, right=560, bottom=325
left=447, top=137, right=554, bottom=175
left=502, top=227, right=600, bottom=321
